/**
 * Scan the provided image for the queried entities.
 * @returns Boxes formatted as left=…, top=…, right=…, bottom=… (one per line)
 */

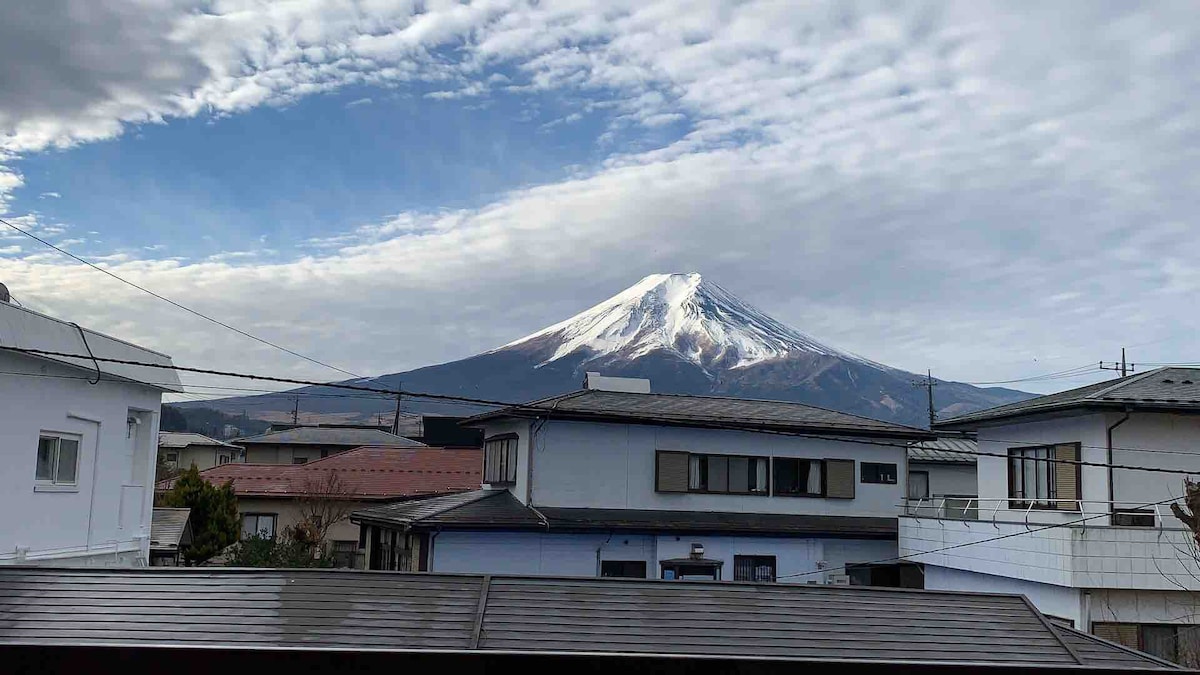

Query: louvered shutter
left=825, top=459, right=856, bottom=499
left=1054, top=443, right=1080, bottom=510
left=1093, top=623, right=1140, bottom=649
left=656, top=451, right=689, bottom=493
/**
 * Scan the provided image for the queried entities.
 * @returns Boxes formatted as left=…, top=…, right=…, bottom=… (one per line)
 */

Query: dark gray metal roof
left=1054, top=625, right=1184, bottom=671
left=149, top=508, right=192, bottom=551
left=234, top=427, right=426, bottom=447
left=466, top=389, right=932, bottom=439
left=354, top=489, right=894, bottom=538
left=937, top=367, right=1200, bottom=429
left=0, top=567, right=1179, bottom=669
left=908, top=437, right=977, bottom=464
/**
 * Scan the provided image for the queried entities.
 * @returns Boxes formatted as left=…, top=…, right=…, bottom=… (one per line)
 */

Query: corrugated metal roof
left=149, top=508, right=191, bottom=551
left=354, top=490, right=894, bottom=538
left=0, top=301, right=180, bottom=391
left=908, top=437, right=977, bottom=464
left=938, top=367, right=1200, bottom=428
left=234, top=427, right=426, bottom=447
left=466, top=390, right=932, bottom=439
left=0, top=567, right=1179, bottom=669
left=1054, top=624, right=1184, bottom=670
left=158, top=447, right=481, bottom=500
left=158, top=432, right=240, bottom=449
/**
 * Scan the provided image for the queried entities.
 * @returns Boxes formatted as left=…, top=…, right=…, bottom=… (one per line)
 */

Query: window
left=484, top=434, right=518, bottom=485
left=773, top=458, right=824, bottom=496
left=601, top=560, right=647, bottom=578
left=1008, top=446, right=1055, bottom=508
left=847, top=563, right=924, bottom=589
left=331, top=540, right=360, bottom=569
left=165, top=451, right=179, bottom=465
left=1093, top=623, right=1200, bottom=665
left=661, top=561, right=722, bottom=580
left=1113, top=509, right=1156, bottom=527
left=734, top=555, right=777, bottom=582
left=861, top=462, right=897, bottom=484
left=218, top=454, right=230, bottom=465
left=292, top=457, right=308, bottom=465
left=35, top=435, right=80, bottom=486
left=688, top=454, right=768, bottom=494
left=241, top=513, right=277, bottom=540
left=908, top=471, right=930, bottom=499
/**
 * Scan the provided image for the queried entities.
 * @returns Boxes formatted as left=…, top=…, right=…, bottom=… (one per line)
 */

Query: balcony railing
left=903, top=497, right=1182, bottom=529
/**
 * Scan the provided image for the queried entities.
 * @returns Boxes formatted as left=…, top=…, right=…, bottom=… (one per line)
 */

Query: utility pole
left=291, top=396, right=299, bottom=425
left=911, top=370, right=938, bottom=429
left=391, top=381, right=403, bottom=435
left=1100, top=348, right=1135, bottom=378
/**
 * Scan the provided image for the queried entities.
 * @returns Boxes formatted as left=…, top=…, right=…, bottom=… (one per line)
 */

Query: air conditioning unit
left=827, top=574, right=851, bottom=585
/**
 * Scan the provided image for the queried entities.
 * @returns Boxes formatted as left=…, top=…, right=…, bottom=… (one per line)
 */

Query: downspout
left=427, top=527, right=441, bottom=572
left=595, top=531, right=614, bottom=577
left=1106, top=408, right=1132, bottom=525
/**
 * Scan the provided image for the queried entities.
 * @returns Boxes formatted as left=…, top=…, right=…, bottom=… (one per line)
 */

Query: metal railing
left=901, top=497, right=1181, bottom=529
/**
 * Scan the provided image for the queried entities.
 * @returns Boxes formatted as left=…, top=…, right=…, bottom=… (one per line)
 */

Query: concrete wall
left=235, top=496, right=367, bottom=544
left=0, top=351, right=162, bottom=566
left=493, top=419, right=907, bottom=516
left=430, top=529, right=896, bottom=583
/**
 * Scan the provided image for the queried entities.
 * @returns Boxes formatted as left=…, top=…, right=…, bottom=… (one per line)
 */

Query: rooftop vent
left=1184, top=380, right=1195, bottom=385
left=583, top=372, right=651, bottom=394
left=1162, top=379, right=1175, bottom=384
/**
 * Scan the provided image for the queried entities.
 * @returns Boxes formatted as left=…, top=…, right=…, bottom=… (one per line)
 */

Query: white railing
left=902, top=497, right=1182, bottom=529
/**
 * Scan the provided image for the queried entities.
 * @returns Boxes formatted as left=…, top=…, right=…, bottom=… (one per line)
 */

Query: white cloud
left=0, top=1, right=1196, bottom=392
left=38, top=191, right=60, bottom=199
left=344, top=97, right=373, bottom=108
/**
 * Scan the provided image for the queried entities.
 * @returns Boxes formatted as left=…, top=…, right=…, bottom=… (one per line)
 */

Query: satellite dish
left=0, top=282, right=9, bottom=303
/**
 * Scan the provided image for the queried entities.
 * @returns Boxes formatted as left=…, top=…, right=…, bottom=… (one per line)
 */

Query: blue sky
left=0, top=1, right=1197, bottom=396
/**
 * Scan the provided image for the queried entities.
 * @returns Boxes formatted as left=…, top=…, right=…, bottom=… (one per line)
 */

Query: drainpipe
left=1107, top=409, right=1132, bottom=525
left=595, top=531, right=614, bottom=577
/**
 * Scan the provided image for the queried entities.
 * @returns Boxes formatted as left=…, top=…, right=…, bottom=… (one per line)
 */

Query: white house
left=354, top=376, right=932, bottom=586
left=906, top=435, right=978, bottom=518
left=0, top=297, right=180, bottom=566
left=158, top=432, right=243, bottom=471
left=899, top=367, right=1200, bottom=665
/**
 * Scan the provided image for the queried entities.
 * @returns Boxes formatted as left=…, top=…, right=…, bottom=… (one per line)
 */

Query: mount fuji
left=182, top=273, right=1031, bottom=428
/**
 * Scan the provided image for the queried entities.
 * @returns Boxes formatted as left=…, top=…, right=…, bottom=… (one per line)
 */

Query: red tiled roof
left=159, top=446, right=482, bottom=500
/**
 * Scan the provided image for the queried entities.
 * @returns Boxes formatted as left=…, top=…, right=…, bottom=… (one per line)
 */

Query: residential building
left=900, top=368, right=1200, bottom=665
left=158, top=431, right=243, bottom=471
left=0, top=297, right=179, bottom=566
left=354, top=376, right=932, bottom=584
left=907, top=435, right=978, bottom=519
left=164, top=446, right=481, bottom=567
left=0, top=566, right=1181, bottom=673
left=235, top=426, right=425, bottom=464
left=148, top=507, right=192, bottom=566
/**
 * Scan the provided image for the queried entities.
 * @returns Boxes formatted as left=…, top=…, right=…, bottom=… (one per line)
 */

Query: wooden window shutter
left=1092, top=623, right=1140, bottom=649
left=656, top=451, right=689, bottom=493
left=825, top=459, right=856, bottom=499
left=1054, top=443, right=1080, bottom=510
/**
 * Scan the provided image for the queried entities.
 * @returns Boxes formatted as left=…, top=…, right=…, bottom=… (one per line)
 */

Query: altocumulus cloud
left=0, top=0, right=1198, bottom=392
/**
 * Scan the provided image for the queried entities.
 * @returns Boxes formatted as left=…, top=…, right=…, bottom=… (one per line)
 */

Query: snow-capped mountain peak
left=500, top=273, right=879, bottom=371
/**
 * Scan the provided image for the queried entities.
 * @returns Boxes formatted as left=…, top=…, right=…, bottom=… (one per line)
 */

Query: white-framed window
left=484, top=434, right=518, bottom=485
left=218, top=454, right=230, bottom=465
left=165, top=451, right=179, bottom=465
left=35, top=434, right=81, bottom=487
left=241, top=513, right=277, bottom=540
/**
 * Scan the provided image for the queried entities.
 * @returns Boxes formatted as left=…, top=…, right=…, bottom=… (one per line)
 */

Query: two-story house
left=158, top=431, right=243, bottom=471
left=899, top=368, right=1200, bottom=665
left=236, top=425, right=425, bottom=464
left=353, top=377, right=932, bottom=584
left=0, top=296, right=180, bottom=566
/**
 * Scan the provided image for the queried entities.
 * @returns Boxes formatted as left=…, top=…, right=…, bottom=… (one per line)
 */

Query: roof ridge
left=1084, top=366, right=1170, bottom=400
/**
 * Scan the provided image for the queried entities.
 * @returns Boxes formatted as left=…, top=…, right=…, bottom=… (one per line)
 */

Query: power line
left=0, top=216, right=360, bottom=378
left=776, top=494, right=1183, bottom=580
left=964, top=363, right=1104, bottom=386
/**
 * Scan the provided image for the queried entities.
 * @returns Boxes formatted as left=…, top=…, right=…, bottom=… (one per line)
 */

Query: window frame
left=164, top=451, right=179, bottom=465
left=483, top=433, right=519, bottom=485
left=908, top=470, right=930, bottom=500
left=733, top=555, right=777, bottom=583
left=685, top=452, right=770, bottom=496
left=34, top=432, right=82, bottom=490
left=772, top=457, right=826, bottom=497
left=860, top=462, right=898, bottom=485
left=1008, top=445, right=1057, bottom=509
left=241, top=513, right=278, bottom=540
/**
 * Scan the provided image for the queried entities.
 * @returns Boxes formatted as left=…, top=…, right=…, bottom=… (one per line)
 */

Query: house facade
left=158, top=432, right=243, bottom=471
left=237, top=426, right=425, bottom=464
left=899, top=368, right=1200, bottom=665
left=906, top=436, right=978, bottom=518
left=354, top=378, right=931, bottom=584
left=166, top=446, right=481, bottom=567
left=0, top=299, right=179, bottom=566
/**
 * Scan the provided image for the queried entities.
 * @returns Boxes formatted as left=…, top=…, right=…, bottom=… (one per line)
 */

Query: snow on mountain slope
left=500, top=273, right=884, bottom=371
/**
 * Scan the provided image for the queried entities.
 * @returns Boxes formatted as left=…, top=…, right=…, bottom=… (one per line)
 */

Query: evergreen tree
left=159, top=466, right=240, bottom=565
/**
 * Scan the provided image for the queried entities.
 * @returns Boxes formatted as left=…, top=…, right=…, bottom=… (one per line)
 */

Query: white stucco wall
left=161, top=444, right=238, bottom=471
left=430, top=529, right=896, bottom=583
left=1109, top=413, right=1200, bottom=508
left=910, top=461, right=976, bottom=497
left=499, top=419, right=907, bottom=516
left=0, top=351, right=162, bottom=566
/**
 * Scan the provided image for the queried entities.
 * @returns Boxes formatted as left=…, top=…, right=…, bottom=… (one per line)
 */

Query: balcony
left=899, top=498, right=1200, bottom=591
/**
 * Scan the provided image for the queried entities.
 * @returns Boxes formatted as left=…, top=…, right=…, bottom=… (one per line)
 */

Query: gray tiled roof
left=158, top=432, right=240, bottom=449
left=354, top=490, right=893, bottom=538
left=937, top=367, right=1200, bottom=429
left=0, top=567, right=1179, bottom=669
left=467, top=389, right=931, bottom=439
left=234, top=427, right=426, bottom=447
left=908, top=436, right=977, bottom=464
left=149, top=508, right=191, bottom=551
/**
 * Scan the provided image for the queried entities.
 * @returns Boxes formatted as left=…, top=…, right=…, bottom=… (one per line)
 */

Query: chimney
left=583, top=372, right=651, bottom=393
